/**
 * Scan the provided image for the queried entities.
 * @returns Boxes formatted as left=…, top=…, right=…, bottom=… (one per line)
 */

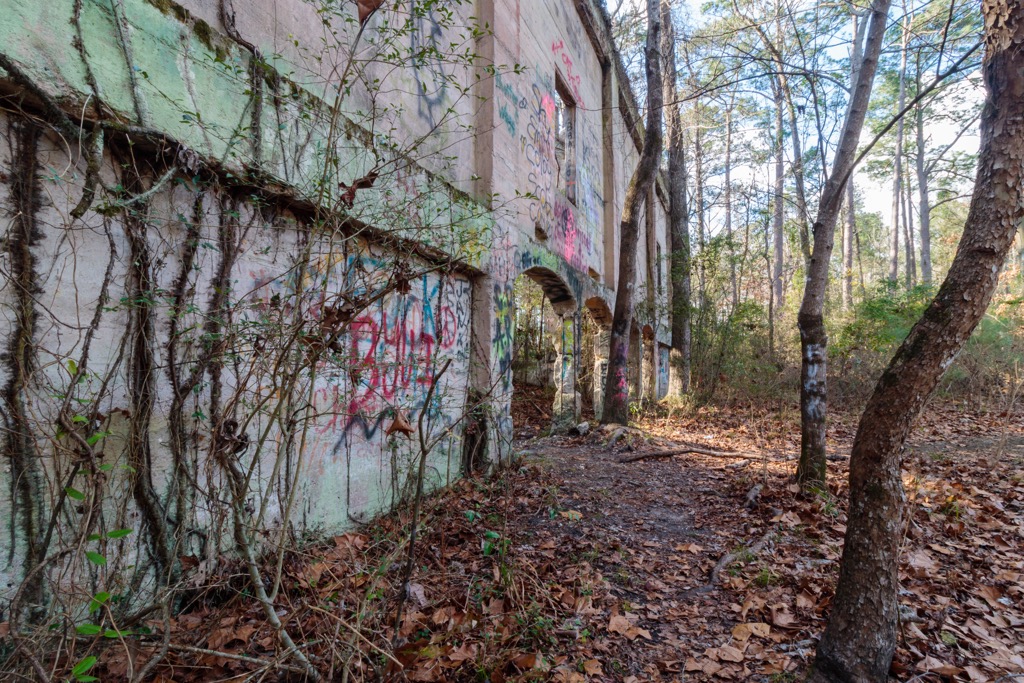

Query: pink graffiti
left=551, top=39, right=585, bottom=107
left=316, top=303, right=460, bottom=437
left=541, top=93, right=556, bottom=122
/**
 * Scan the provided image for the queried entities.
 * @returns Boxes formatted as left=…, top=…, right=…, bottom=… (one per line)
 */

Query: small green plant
left=516, top=603, right=556, bottom=647
left=939, top=496, right=964, bottom=520
left=733, top=547, right=756, bottom=564
left=70, top=656, right=99, bottom=682
left=754, top=567, right=780, bottom=587
left=481, top=530, right=510, bottom=557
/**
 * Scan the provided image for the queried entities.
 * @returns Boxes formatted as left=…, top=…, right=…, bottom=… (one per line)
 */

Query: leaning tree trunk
left=796, top=0, right=891, bottom=488
left=812, top=3, right=1024, bottom=677
left=662, top=0, right=691, bottom=397
left=603, top=0, right=663, bottom=425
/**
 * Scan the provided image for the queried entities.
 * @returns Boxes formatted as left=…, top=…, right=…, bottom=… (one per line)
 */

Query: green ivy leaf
left=71, top=656, right=97, bottom=676
left=89, top=591, right=111, bottom=613
left=86, top=431, right=110, bottom=446
left=65, top=487, right=86, bottom=501
left=75, top=624, right=102, bottom=635
left=106, top=528, right=133, bottom=539
left=85, top=551, right=106, bottom=566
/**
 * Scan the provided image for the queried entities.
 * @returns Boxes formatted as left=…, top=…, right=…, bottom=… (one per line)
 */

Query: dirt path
left=101, top=404, right=1024, bottom=682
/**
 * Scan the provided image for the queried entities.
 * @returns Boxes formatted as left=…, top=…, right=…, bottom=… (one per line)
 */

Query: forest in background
left=598, top=0, right=1022, bottom=414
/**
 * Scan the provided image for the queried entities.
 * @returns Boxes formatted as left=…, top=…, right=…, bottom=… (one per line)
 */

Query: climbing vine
left=0, top=0, right=511, bottom=679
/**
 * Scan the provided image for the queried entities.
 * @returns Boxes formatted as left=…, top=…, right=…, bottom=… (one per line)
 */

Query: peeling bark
left=813, top=2, right=1024, bottom=677
left=796, top=0, right=892, bottom=488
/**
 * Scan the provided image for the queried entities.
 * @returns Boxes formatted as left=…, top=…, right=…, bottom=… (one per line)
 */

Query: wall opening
left=508, top=268, right=577, bottom=440
left=554, top=74, right=577, bottom=205
left=582, top=296, right=612, bottom=421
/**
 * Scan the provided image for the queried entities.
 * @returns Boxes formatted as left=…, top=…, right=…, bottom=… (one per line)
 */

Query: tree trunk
left=695, top=119, right=706, bottom=307
left=603, top=0, right=663, bottom=425
left=786, top=92, right=811, bottom=274
left=841, top=9, right=866, bottom=312
left=915, top=61, right=933, bottom=285
left=812, top=4, right=1024, bottom=676
left=889, top=14, right=910, bottom=284
left=663, top=0, right=691, bottom=397
left=725, top=103, right=737, bottom=309
left=842, top=182, right=855, bottom=309
left=745, top=7, right=811, bottom=274
left=796, top=0, right=891, bottom=488
left=903, top=162, right=917, bottom=288
left=772, top=80, right=785, bottom=316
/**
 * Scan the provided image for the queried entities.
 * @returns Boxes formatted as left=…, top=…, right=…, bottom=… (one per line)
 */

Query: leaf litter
left=97, top=401, right=1023, bottom=681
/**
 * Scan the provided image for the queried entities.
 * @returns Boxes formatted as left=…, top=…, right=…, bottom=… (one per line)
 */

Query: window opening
left=554, top=75, right=576, bottom=204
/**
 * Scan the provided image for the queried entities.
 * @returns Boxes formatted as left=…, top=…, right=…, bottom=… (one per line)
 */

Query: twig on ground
left=607, top=427, right=628, bottom=448
left=618, top=445, right=740, bottom=463
left=162, top=643, right=309, bottom=674
left=680, top=526, right=777, bottom=598
left=309, top=606, right=403, bottom=669
left=745, top=484, right=763, bottom=508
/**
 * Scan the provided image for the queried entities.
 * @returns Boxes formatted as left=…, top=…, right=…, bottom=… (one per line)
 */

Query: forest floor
left=103, top=400, right=1024, bottom=682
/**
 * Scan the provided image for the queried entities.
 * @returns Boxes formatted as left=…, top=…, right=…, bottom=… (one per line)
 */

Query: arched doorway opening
left=509, top=267, right=577, bottom=439
left=581, top=296, right=612, bottom=421
left=640, top=324, right=656, bottom=406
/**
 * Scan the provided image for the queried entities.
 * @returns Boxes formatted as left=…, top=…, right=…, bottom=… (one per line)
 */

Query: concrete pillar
left=593, top=328, right=610, bottom=421
left=641, top=334, right=656, bottom=405
left=628, top=326, right=642, bottom=404
left=551, top=312, right=580, bottom=432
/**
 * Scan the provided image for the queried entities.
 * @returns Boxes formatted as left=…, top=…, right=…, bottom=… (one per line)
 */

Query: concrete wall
left=0, top=0, right=671, bottom=611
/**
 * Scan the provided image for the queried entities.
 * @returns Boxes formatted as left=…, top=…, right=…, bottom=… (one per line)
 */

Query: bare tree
left=604, top=0, right=664, bottom=424
left=796, top=0, right=892, bottom=487
left=812, top=1, right=1023, bottom=676
left=842, top=5, right=868, bottom=311
left=889, top=8, right=912, bottom=284
left=663, top=0, right=692, bottom=396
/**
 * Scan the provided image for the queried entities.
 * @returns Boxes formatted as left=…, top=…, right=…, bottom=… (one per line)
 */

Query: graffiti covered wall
left=0, top=0, right=672, bottom=610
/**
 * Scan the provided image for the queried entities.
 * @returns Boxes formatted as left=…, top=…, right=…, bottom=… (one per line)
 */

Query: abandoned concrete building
left=0, top=0, right=671, bottom=603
